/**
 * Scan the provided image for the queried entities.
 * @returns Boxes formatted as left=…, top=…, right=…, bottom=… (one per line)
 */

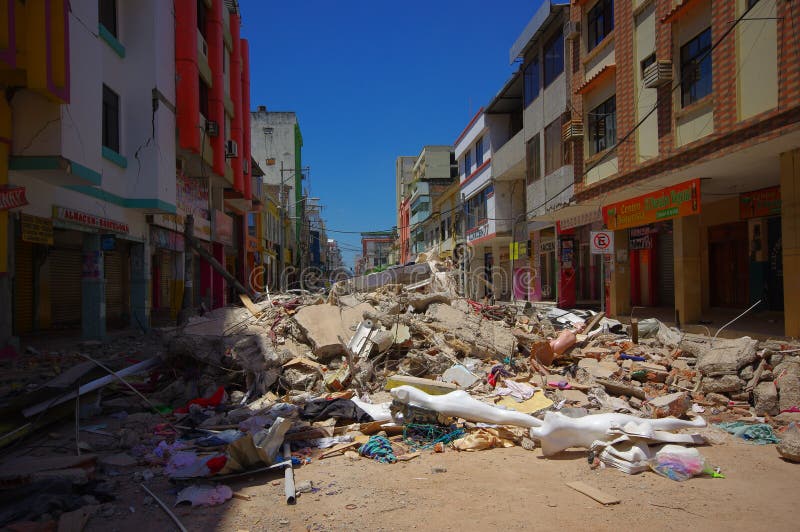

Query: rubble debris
left=294, top=303, right=376, bottom=359
left=777, top=423, right=800, bottom=463
left=385, top=375, right=459, bottom=395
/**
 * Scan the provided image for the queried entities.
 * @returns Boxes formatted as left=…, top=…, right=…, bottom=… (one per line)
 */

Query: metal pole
left=279, top=161, right=285, bottom=292
left=600, top=254, right=605, bottom=314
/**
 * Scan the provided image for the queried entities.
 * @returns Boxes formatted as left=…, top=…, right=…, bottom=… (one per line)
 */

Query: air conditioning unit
left=205, top=120, right=219, bottom=137
left=562, top=119, right=584, bottom=142
left=643, top=60, right=673, bottom=89
left=564, top=21, right=580, bottom=40
left=225, top=140, right=238, bottom=158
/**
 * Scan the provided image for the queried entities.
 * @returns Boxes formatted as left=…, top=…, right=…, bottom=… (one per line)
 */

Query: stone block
left=294, top=302, right=375, bottom=360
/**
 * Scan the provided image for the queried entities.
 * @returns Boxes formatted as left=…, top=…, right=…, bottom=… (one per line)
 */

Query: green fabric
left=716, top=421, right=780, bottom=445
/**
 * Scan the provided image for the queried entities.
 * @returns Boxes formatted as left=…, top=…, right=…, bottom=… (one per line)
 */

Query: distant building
left=360, top=230, right=395, bottom=272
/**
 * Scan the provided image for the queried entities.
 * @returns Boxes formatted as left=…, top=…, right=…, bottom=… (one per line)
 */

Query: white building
left=9, top=0, right=176, bottom=338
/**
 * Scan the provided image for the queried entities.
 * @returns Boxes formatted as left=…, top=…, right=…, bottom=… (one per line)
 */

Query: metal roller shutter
left=657, top=227, right=674, bottom=306
left=13, top=239, right=34, bottom=335
left=105, top=249, right=124, bottom=325
left=50, top=247, right=82, bottom=328
left=160, top=250, right=172, bottom=309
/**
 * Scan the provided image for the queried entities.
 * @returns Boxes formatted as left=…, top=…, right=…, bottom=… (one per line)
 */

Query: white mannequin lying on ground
left=389, top=386, right=706, bottom=456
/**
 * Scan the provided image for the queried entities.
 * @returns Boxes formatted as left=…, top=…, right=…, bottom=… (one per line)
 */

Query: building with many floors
left=1, top=0, right=255, bottom=346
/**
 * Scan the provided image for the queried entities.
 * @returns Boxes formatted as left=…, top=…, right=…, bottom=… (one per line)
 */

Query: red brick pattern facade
left=568, top=0, right=800, bottom=203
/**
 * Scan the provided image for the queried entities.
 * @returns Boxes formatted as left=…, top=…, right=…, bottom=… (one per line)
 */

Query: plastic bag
left=649, top=445, right=709, bottom=482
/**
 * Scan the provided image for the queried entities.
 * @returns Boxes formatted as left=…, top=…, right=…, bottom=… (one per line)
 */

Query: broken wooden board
left=319, top=441, right=361, bottom=459
left=566, top=481, right=620, bottom=505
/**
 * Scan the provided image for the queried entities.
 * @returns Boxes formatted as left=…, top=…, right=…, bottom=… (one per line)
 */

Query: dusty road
left=84, top=429, right=799, bottom=532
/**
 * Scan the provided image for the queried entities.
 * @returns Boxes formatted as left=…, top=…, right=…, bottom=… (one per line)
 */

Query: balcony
left=492, top=129, right=525, bottom=181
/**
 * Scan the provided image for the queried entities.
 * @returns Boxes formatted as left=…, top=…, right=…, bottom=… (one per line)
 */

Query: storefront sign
left=740, top=186, right=780, bottom=220
left=467, top=222, right=490, bottom=243
left=21, top=213, right=54, bottom=245
left=603, top=179, right=701, bottom=231
left=213, top=210, right=234, bottom=246
left=560, top=239, right=574, bottom=268
left=557, top=208, right=602, bottom=231
left=539, top=239, right=556, bottom=253
left=101, top=234, right=116, bottom=251
left=53, top=206, right=129, bottom=234
left=0, top=185, right=28, bottom=211
left=150, top=226, right=185, bottom=252
left=629, top=225, right=655, bottom=250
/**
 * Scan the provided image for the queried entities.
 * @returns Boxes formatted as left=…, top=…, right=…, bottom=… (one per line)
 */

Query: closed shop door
left=159, top=250, right=172, bottom=309
left=50, top=247, right=82, bottom=328
left=105, top=246, right=126, bottom=327
left=657, top=226, right=674, bottom=306
left=13, top=239, right=34, bottom=335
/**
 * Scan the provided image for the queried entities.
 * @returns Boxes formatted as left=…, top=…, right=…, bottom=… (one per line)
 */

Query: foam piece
left=389, top=386, right=543, bottom=428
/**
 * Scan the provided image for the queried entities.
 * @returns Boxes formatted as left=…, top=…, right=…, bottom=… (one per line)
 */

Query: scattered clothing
left=716, top=421, right=780, bottom=445
left=301, top=398, right=372, bottom=423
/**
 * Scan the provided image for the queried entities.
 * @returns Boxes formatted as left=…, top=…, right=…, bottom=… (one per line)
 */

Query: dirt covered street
left=75, top=431, right=799, bottom=532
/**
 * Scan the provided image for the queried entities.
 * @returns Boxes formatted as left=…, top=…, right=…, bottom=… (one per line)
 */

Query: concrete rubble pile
left=2, top=260, right=800, bottom=528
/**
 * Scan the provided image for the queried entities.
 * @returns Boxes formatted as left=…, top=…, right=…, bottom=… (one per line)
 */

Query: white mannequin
left=530, top=411, right=707, bottom=456
left=389, top=386, right=543, bottom=428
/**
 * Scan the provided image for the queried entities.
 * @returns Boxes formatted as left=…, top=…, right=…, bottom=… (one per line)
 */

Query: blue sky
left=240, top=0, right=544, bottom=268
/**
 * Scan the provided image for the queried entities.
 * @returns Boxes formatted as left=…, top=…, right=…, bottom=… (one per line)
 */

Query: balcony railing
left=492, top=129, right=525, bottom=181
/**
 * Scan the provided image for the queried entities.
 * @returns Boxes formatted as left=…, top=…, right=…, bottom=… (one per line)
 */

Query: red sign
left=53, top=205, right=129, bottom=234
left=740, top=186, right=780, bottom=220
left=0, top=185, right=28, bottom=211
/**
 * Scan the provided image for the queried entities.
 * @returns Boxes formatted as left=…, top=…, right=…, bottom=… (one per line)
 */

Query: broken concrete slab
left=701, top=375, right=745, bottom=394
left=647, top=392, right=690, bottom=419
left=776, top=359, right=800, bottom=412
left=294, top=302, right=376, bottom=360
left=753, top=381, right=779, bottom=416
left=425, top=303, right=515, bottom=359
left=406, top=292, right=452, bottom=312
left=695, top=337, right=759, bottom=377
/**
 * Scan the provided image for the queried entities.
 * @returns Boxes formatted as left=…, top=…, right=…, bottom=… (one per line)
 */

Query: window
left=466, top=188, right=489, bottom=230
left=197, top=0, right=207, bottom=37
left=199, top=76, right=210, bottom=118
left=523, top=58, right=540, bottom=106
left=544, top=119, right=563, bottom=175
left=680, top=28, right=712, bottom=107
left=99, top=0, right=117, bottom=36
left=526, top=134, right=541, bottom=185
left=587, top=0, right=614, bottom=51
left=543, top=30, right=564, bottom=88
left=475, top=137, right=484, bottom=166
left=747, top=0, right=760, bottom=8
left=640, top=53, right=656, bottom=77
left=464, top=150, right=472, bottom=178
left=588, top=95, right=616, bottom=156
left=102, top=84, right=120, bottom=152
left=247, top=213, right=257, bottom=237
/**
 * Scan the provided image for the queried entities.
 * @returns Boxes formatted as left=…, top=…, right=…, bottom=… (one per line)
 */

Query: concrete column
left=674, top=215, right=703, bottom=326
left=781, top=149, right=800, bottom=337
left=171, top=251, right=185, bottom=320
left=130, top=242, right=149, bottom=331
left=609, top=229, right=631, bottom=317
left=81, top=234, right=106, bottom=340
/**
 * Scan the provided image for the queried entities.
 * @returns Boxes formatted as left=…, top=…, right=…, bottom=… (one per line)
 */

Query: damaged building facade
left=396, top=0, right=800, bottom=336
left=0, top=0, right=259, bottom=346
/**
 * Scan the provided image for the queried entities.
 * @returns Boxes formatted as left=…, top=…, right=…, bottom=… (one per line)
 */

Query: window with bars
left=464, top=150, right=472, bottom=178
left=475, top=136, right=484, bottom=166
left=588, top=95, right=616, bottom=156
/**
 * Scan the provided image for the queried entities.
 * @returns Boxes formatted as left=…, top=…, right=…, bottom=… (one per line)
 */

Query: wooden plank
left=319, top=441, right=360, bottom=459
left=565, top=481, right=620, bottom=505
left=239, top=293, right=263, bottom=317
left=582, top=312, right=606, bottom=334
